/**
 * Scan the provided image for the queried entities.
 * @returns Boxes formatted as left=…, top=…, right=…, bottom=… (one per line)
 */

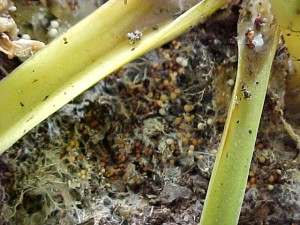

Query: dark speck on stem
left=63, top=37, right=68, bottom=44
left=42, top=95, right=49, bottom=101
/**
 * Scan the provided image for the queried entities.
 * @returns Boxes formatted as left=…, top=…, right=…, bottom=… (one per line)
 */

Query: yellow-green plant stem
left=0, top=0, right=227, bottom=153
left=270, top=0, right=300, bottom=117
left=270, top=0, right=300, bottom=85
left=199, top=3, right=280, bottom=225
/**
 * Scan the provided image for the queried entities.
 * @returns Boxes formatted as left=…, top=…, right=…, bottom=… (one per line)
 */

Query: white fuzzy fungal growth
left=246, top=0, right=274, bottom=52
left=252, top=33, right=264, bottom=48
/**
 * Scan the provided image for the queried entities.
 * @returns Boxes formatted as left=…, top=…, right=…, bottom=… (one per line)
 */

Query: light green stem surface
left=270, top=0, right=300, bottom=83
left=270, top=0, right=300, bottom=118
left=0, top=0, right=227, bottom=153
left=199, top=2, right=280, bottom=224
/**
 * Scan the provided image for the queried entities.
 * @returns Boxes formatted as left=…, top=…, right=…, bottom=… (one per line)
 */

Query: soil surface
left=0, top=1, right=299, bottom=225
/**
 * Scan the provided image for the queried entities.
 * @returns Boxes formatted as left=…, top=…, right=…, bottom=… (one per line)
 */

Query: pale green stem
left=199, top=1, right=280, bottom=224
left=270, top=0, right=300, bottom=119
left=270, top=0, right=300, bottom=83
left=0, top=0, right=227, bottom=153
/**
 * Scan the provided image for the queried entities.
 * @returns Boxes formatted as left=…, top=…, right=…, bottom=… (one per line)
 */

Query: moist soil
left=0, top=1, right=299, bottom=225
